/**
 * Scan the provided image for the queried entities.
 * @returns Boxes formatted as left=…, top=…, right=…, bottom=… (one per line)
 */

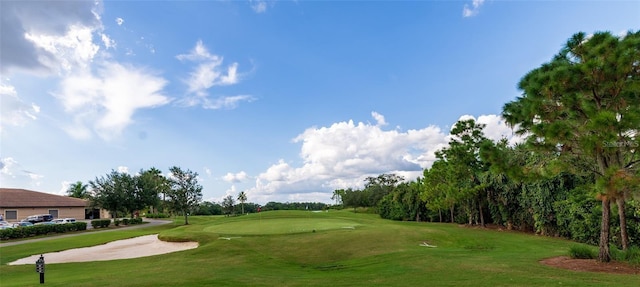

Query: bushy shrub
left=624, top=246, right=640, bottom=265
left=610, top=245, right=640, bottom=265
left=568, top=245, right=596, bottom=259
left=122, top=218, right=130, bottom=225
left=114, top=218, right=121, bottom=226
left=91, top=219, right=111, bottom=228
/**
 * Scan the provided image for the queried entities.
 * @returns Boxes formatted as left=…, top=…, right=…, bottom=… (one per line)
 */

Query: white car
left=0, top=221, right=13, bottom=229
left=54, top=218, right=77, bottom=224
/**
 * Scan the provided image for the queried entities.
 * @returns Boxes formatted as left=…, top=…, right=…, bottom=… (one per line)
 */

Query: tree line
left=67, top=166, right=203, bottom=225
left=333, top=31, right=640, bottom=263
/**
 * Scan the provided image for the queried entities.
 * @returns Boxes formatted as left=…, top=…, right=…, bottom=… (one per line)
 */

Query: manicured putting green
left=204, top=218, right=361, bottom=235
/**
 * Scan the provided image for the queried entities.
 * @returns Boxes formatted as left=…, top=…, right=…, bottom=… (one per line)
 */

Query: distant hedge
left=145, top=213, right=169, bottom=218
left=0, top=222, right=87, bottom=240
left=114, top=217, right=143, bottom=226
left=91, top=219, right=111, bottom=228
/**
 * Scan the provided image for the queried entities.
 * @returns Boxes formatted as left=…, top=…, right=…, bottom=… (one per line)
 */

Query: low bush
left=91, top=219, right=111, bottom=228
left=122, top=218, right=130, bottom=225
left=114, top=218, right=121, bottom=226
left=568, top=244, right=596, bottom=259
left=610, top=245, right=640, bottom=265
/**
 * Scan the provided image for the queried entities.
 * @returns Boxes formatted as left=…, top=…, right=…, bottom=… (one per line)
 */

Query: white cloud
left=457, top=114, right=525, bottom=146
left=223, top=171, right=249, bottom=183
left=0, top=1, right=166, bottom=141
left=176, top=40, right=253, bottom=109
left=25, top=25, right=100, bottom=74
left=0, top=0, right=101, bottom=74
left=246, top=113, right=448, bottom=203
left=371, top=111, right=387, bottom=126
left=463, top=0, right=485, bottom=18
left=177, top=41, right=239, bottom=92
left=0, top=157, right=44, bottom=188
left=0, top=84, right=40, bottom=129
left=55, top=63, right=170, bottom=140
left=101, top=34, right=116, bottom=49
left=246, top=113, right=523, bottom=203
left=117, top=166, right=129, bottom=174
left=203, top=95, right=256, bottom=110
left=250, top=0, right=268, bottom=13
left=59, top=181, right=72, bottom=196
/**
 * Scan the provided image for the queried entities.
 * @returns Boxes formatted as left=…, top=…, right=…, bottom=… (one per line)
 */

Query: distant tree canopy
left=89, top=168, right=169, bottom=218
left=261, top=201, right=328, bottom=211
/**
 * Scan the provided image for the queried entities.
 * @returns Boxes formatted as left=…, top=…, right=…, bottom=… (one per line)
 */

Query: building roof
left=0, top=188, right=89, bottom=208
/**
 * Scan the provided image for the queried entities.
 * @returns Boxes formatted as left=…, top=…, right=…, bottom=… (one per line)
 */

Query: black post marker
left=36, top=254, right=45, bottom=284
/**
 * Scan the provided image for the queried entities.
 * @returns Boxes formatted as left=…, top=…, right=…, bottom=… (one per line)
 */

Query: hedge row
left=114, top=217, right=143, bottom=226
left=0, top=222, right=87, bottom=240
left=145, top=213, right=169, bottom=218
left=91, top=219, right=111, bottom=228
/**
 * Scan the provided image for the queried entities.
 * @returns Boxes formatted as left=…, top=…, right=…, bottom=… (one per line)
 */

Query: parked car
left=0, top=221, right=13, bottom=229
left=12, top=222, right=34, bottom=227
left=35, top=221, right=57, bottom=225
left=53, top=218, right=76, bottom=224
left=23, top=214, right=53, bottom=224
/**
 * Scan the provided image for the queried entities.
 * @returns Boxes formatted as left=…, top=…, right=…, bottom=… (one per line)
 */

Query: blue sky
left=1, top=0, right=639, bottom=204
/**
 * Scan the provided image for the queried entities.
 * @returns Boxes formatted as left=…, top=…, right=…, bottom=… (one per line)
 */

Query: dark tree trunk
left=598, top=198, right=611, bottom=262
left=439, top=210, right=442, bottom=223
left=479, top=201, right=485, bottom=227
left=616, top=197, right=629, bottom=250
left=450, top=206, right=454, bottom=223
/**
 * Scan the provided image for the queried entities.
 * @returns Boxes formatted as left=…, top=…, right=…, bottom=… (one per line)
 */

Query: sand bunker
left=8, top=234, right=198, bottom=265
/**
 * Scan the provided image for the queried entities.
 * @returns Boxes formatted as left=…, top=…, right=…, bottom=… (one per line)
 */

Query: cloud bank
left=243, top=112, right=522, bottom=203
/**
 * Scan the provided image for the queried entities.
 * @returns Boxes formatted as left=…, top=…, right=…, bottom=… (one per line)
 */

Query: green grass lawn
left=1, top=210, right=638, bottom=286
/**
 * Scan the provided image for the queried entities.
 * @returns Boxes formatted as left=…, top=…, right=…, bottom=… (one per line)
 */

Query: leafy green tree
left=166, top=166, right=203, bottom=225
left=222, top=195, right=235, bottom=216
left=237, top=191, right=247, bottom=214
left=331, top=189, right=345, bottom=206
left=341, top=188, right=368, bottom=212
left=194, top=201, right=223, bottom=215
left=503, top=31, right=640, bottom=261
left=435, top=119, right=490, bottom=226
left=422, top=160, right=459, bottom=222
left=134, top=167, right=167, bottom=216
left=364, top=174, right=404, bottom=208
left=66, top=181, right=90, bottom=199
left=89, top=170, right=130, bottom=218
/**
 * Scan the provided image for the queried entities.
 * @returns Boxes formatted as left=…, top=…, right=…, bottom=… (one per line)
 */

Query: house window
left=5, top=210, right=17, bottom=220
left=48, top=210, right=59, bottom=218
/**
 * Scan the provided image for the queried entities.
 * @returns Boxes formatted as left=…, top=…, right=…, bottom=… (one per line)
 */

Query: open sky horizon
left=1, top=0, right=639, bottom=204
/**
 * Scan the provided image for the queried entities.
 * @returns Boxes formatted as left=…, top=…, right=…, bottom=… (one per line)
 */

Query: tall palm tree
left=67, top=181, right=90, bottom=199
left=237, top=191, right=247, bottom=215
